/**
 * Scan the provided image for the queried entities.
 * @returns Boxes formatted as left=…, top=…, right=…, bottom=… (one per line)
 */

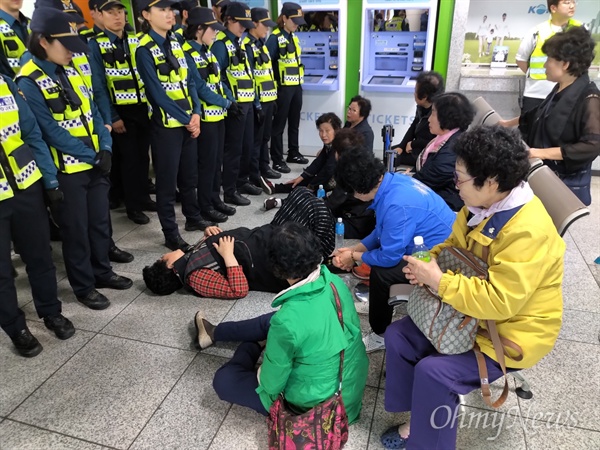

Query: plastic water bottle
left=316, top=184, right=326, bottom=199
left=412, top=236, right=431, bottom=262
left=335, top=218, right=344, bottom=249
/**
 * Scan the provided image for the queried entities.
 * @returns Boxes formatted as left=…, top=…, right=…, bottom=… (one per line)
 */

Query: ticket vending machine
left=359, top=1, right=438, bottom=152
left=277, top=0, right=346, bottom=152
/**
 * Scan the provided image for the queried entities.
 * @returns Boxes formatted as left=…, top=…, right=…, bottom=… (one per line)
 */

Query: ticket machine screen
left=362, top=8, right=431, bottom=92
left=295, top=10, right=340, bottom=91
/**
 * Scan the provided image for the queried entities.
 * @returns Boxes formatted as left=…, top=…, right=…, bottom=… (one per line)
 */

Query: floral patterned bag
left=267, top=283, right=349, bottom=450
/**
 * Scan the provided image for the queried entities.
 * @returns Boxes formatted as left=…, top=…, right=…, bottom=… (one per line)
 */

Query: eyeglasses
left=453, top=171, right=474, bottom=188
left=560, top=0, right=577, bottom=6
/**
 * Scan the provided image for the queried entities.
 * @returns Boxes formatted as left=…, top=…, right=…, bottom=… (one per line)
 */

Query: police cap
left=251, top=7, right=276, bottom=27
left=281, top=2, right=305, bottom=26
left=30, top=7, right=90, bottom=54
left=187, top=7, right=226, bottom=31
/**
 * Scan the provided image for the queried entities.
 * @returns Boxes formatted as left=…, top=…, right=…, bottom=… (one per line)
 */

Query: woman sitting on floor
left=194, top=221, right=369, bottom=424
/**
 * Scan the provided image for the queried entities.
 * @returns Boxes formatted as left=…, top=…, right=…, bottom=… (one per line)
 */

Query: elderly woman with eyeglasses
left=344, top=95, right=374, bottom=152
left=380, top=126, right=565, bottom=450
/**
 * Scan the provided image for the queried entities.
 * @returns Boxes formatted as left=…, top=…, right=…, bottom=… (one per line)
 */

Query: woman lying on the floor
left=194, top=222, right=369, bottom=423
left=142, top=187, right=335, bottom=298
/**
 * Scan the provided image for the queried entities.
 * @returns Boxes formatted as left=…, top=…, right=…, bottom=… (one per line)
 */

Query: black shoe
left=127, top=210, right=150, bottom=225
left=259, top=176, right=274, bottom=195
left=263, top=167, right=282, bottom=179
left=77, top=289, right=110, bottom=310
left=165, top=235, right=192, bottom=251
left=273, top=162, right=291, bottom=174
left=224, top=192, right=251, bottom=206
left=147, top=179, right=156, bottom=195
left=11, top=328, right=43, bottom=357
left=185, top=218, right=214, bottom=232
left=142, top=199, right=157, bottom=212
left=213, top=201, right=236, bottom=216
left=43, top=314, right=75, bottom=340
left=96, top=274, right=133, bottom=290
left=202, top=208, right=228, bottom=223
left=109, top=245, right=134, bottom=263
left=238, top=183, right=263, bottom=196
left=286, top=153, right=309, bottom=164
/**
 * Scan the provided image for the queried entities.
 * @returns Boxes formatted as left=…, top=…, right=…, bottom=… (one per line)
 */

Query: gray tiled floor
left=2, top=166, right=599, bottom=450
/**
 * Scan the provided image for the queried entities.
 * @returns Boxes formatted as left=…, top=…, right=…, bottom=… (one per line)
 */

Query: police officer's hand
left=186, top=113, right=201, bottom=138
left=254, top=107, right=265, bottom=126
left=94, top=150, right=112, bottom=175
left=112, top=119, right=127, bottom=134
left=45, top=187, right=64, bottom=207
left=228, top=101, right=243, bottom=118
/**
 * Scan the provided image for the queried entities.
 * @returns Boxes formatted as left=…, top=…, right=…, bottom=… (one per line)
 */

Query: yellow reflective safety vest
left=70, top=52, right=93, bottom=91
left=17, top=60, right=98, bottom=174
left=215, top=31, right=255, bottom=103
left=138, top=33, right=192, bottom=128
left=243, top=35, right=277, bottom=103
left=0, top=16, right=29, bottom=75
left=0, top=77, right=42, bottom=201
left=79, top=27, right=97, bottom=42
left=93, top=32, right=146, bottom=105
left=529, top=19, right=581, bottom=80
left=182, top=41, right=227, bottom=122
left=272, top=28, right=303, bottom=86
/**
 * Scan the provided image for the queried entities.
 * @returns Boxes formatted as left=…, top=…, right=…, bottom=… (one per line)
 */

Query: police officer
left=211, top=0, right=229, bottom=24
left=267, top=2, right=308, bottom=174
left=136, top=0, right=209, bottom=249
left=211, top=1, right=260, bottom=206
left=35, top=0, right=134, bottom=264
left=243, top=7, right=280, bottom=193
left=0, top=0, right=30, bottom=77
left=16, top=7, right=133, bottom=311
left=0, top=73, right=75, bottom=357
left=516, top=0, right=581, bottom=113
left=89, top=0, right=153, bottom=225
left=182, top=6, right=241, bottom=223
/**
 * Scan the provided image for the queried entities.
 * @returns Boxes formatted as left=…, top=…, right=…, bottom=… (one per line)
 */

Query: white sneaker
left=354, top=300, right=369, bottom=316
left=363, top=331, right=385, bottom=353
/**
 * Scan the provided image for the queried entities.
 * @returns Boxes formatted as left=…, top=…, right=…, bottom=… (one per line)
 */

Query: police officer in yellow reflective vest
left=516, top=0, right=581, bottom=113
left=136, top=0, right=206, bottom=250
left=0, top=73, right=76, bottom=357
left=211, top=1, right=261, bottom=206
left=243, top=7, right=281, bottom=190
left=183, top=7, right=242, bottom=223
left=33, top=0, right=134, bottom=264
left=266, top=2, right=308, bottom=174
left=89, top=0, right=153, bottom=226
left=17, top=7, right=133, bottom=311
left=0, top=0, right=30, bottom=77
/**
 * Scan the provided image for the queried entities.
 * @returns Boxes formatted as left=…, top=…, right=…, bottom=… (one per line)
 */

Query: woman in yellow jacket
left=381, top=126, right=565, bottom=450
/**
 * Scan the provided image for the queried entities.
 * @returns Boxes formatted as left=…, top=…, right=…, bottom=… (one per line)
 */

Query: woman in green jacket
left=194, top=221, right=369, bottom=424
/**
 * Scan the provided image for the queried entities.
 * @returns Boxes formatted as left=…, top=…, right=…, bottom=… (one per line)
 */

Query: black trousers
left=0, top=182, right=61, bottom=337
left=54, top=170, right=113, bottom=297
left=196, top=119, right=225, bottom=212
left=223, top=102, right=253, bottom=196
left=253, top=100, right=276, bottom=181
left=111, top=103, right=151, bottom=212
left=270, top=84, right=302, bottom=164
left=212, top=312, right=275, bottom=416
left=369, top=259, right=410, bottom=335
left=150, top=124, right=200, bottom=239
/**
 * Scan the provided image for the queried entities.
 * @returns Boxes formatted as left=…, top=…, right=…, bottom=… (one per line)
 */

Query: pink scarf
left=417, top=128, right=460, bottom=171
